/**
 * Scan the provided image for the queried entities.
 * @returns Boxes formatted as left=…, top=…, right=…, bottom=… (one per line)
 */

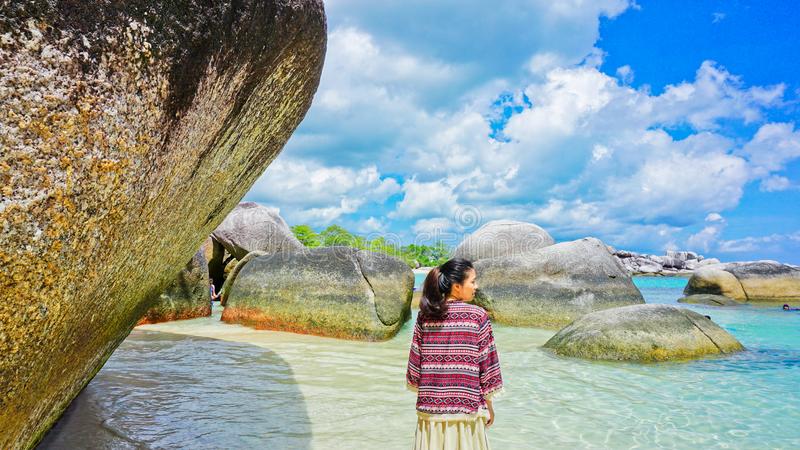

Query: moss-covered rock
left=684, top=261, right=800, bottom=302
left=473, top=238, right=644, bottom=329
left=0, top=1, right=326, bottom=448
left=136, top=249, right=212, bottom=325
left=678, top=294, right=742, bottom=307
left=221, top=247, right=414, bottom=340
left=543, top=304, right=744, bottom=362
left=452, top=220, right=555, bottom=261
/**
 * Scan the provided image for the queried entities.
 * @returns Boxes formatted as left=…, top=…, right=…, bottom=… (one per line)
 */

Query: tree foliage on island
left=290, top=224, right=450, bottom=267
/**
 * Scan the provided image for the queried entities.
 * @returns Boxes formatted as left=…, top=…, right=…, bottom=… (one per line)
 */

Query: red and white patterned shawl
left=406, top=301, right=504, bottom=415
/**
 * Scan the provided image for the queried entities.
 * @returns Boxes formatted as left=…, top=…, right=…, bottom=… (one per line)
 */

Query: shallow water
left=40, top=277, right=800, bottom=449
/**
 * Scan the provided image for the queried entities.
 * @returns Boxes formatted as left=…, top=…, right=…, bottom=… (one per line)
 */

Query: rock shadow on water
left=38, top=330, right=311, bottom=449
left=691, top=347, right=800, bottom=373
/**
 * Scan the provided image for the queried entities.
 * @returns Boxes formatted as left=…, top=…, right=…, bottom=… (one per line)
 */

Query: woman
left=406, top=258, right=504, bottom=450
left=209, top=280, right=221, bottom=303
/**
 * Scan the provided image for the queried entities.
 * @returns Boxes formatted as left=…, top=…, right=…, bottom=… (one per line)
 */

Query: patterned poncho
left=406, top=301, right=504, bottom=415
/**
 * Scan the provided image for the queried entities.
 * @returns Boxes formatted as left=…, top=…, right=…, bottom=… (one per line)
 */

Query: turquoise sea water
left=414, top=271, right=427, bottom=289
left=40, top=277, right=800, bottom=449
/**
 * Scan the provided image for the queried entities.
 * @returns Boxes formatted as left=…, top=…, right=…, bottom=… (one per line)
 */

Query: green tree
left=320, top=225, right=360, bottom=247
left=291, top=223, right=451, bottom=268
left=291, top=224, right=321, bottom=247
left=428, top=241, right=450, bottom=266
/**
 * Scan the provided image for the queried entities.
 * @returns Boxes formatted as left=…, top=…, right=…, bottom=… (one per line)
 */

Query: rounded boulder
left=473, top=237, right=644, bottom=329
left=211, top=202, right=304, bottom=261
left=543, top=304, right=744, bottom=362
left=452, top=220, right=554, bottom=261
left=221, top=247, right=414, bottom=340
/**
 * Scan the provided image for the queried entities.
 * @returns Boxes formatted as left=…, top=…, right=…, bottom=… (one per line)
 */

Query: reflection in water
left=39, top=331, right=311, bottom=449
left=38, top=279, right=800, bottom=449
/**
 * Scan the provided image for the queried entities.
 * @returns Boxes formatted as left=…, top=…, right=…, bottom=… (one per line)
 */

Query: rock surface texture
left=0, top=1, right=326, bottom=448
left=684, top=261, right=800, bottom=302
left=221, top=247, right=414, bottom=340
left=136, top=249, right=212, bottom=325
left=543, top=304, right=744, bottom=361
left=473, top=238, right=645, bottom=329
left=452, top=220, right=554, bottom=261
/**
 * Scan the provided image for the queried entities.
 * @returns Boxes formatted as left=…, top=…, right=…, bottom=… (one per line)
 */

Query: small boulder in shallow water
left=543, top=304, right=744, bottom=362
left=221, top=247, right=414, bottom=340
left=678, top=294, right=742, bottom=307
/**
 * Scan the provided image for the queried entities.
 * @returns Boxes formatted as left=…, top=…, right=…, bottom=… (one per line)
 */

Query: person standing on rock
left=406, top=258, right=504, bottom=450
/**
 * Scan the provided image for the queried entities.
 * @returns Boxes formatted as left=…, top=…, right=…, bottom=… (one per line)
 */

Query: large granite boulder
left=543, top=304, right=744, bottom=362
left=221, top=247, right=414, bottom=340
left=452, top=220, right=554, bottom=261
left=211, top=202, right=302, bottom=260
left=137, top=249, right=211, bottom=325
left=684, top=261, right=800, bottom=302
left=0, top=2, right=326, bottom=448
left=209, top=202, right=303, bottom=285
left=473, top=237, right=645, bottom=329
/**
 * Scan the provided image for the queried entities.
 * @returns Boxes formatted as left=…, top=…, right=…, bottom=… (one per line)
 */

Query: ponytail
left=420, top=258, right=474, bottom=320
left=420, top=266, right=448, bottom=320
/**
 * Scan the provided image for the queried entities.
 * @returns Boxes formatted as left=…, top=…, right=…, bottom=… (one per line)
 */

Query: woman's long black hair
left=420, top=258, right=474, bottom=320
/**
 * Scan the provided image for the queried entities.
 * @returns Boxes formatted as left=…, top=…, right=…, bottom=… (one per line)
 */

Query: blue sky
left=244, top=0, right=800, bottom=264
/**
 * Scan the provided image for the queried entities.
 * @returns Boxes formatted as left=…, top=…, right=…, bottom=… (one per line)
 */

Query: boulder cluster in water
left=143, top=213, right=752, bottom=364
left=141, top=202, right=415, bottom=341
left=611, top=249, right=721, bottom=275
left=446, top=220, right=744, bottom=362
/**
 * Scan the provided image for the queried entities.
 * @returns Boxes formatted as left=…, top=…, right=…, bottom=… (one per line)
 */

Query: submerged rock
left=137, top=250, right=211, bottom=325
left=684, top=261, right=800, bottom=302
left=473, top=237, right=644, bottom=329
left=222, top=247, right=414, bottom=340
left=0, top=1, right=326, bottom=447
left=543, top=304, right=744, bottom=362
left=452, top=220, right=554, bottom=261
left=678, top=294, right=742, bottom=307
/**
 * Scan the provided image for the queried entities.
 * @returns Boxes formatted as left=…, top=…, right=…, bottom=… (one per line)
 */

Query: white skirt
left=413, top=410, right=491, bottom=450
